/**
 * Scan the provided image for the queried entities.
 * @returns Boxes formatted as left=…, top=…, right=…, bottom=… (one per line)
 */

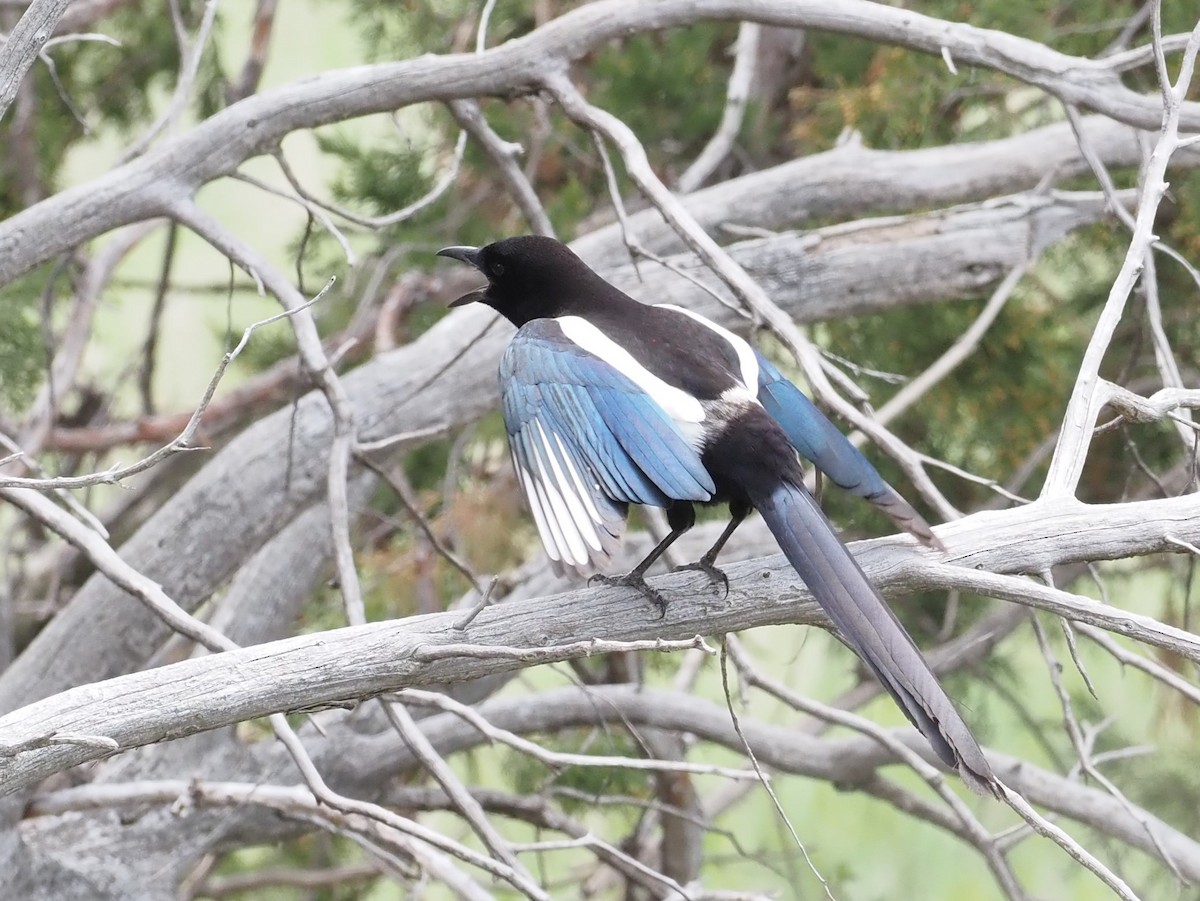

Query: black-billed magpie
left=438, top=235, right=997, bottom=795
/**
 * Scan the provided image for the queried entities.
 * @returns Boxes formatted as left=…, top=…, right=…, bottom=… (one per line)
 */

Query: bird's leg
left=672, top=499, right=751, bottom=599
left=590, top=503, right=695, bottom=618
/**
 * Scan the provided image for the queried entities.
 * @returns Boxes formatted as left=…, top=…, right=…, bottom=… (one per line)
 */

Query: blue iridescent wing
left=501, top=320, right=715, bottom=574
left=755, top=351, right=940, bottom=546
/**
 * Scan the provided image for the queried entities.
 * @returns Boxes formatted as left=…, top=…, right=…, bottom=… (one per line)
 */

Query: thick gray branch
left=0, top=192, right=1103, bottom=714
left=20, top=684, right=1200, bottom=887
left=2, top=0, right=1196, bottom=285
left=604, top=192, right=1112, bottom=323
left=573, top=115, right=1200, bottom=267
left=2, top=492, right=1197, bottom=796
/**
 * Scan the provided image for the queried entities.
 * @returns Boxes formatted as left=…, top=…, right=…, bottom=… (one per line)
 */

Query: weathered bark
left=0, top=189, right=1106, bottom=715
left=5, top=2, right=1200, bottom=896
left=4, top=493, right=1198, bottom=795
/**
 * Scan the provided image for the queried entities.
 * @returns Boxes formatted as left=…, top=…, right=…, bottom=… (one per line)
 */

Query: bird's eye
left=492, top=262, right=505, bottom=276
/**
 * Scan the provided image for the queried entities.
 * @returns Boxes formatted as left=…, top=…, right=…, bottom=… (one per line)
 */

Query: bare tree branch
left=0, top=0, right=70, bottom=122
left=1043, top=17, right=1200, bottom=497
left=4, top=0, right=1200, bottom=287
left=6, top=5, right=1200, bottom=895
left=3, top=491, right=1198, bottom=796
left=574, top=115, right=1200, bottom=267
left=676, top=21, right=760, bottom=194
left=0, top=186, right=1100, bottom=715
left=23, top=684, right=1200, bottom=885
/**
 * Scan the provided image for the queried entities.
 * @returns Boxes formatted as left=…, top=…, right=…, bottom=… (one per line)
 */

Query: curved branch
left=25, top=685, right=1200, bottom=884
left=0, top=189, right=1102, bottom=715
left=574, top=114, right=1200, bottom=268
left=2, top=0, right=1197, bottom=285
left=2, top=492, right=1198, bottom=796
left=676, top=21, right=761, bottom=193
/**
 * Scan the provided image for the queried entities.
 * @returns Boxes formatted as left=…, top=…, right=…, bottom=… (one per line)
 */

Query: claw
left=673, top=559, right=730, bottom=600
left=590, top=571, right=670, bottom=619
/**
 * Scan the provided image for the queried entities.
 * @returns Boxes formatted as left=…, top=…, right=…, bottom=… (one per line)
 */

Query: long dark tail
left=753, top=478, right=997, bottom=796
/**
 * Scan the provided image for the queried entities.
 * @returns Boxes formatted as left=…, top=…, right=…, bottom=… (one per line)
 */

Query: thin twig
left=677, top=22, right=760, bottom=193
left=232, top=170, right=356, bottom=265
left=1031, top=609, right=1179, bottom=879
left=725, top=637, right=1027, bottom=900
left=398, top=684, right=759, bottom=782
left=416, top=635, right=717, bottom=664
left=355, top=450, right=485, bottom=597
left=275, top=130, right=469, bottom=231
left=449, top=99, right=554, bottom=236
left=0, top=290, right=332, bottom=491
left=875, top=264, right=1028, bottom=426
left=380, top=699, right=534, bottom=885
left=118, top=0, right=220, bottom=161
left=1043, top=14, right=1200, bottom=497
left=1001, top=786, right=1141, bottom=901
left=720, top=637, right=835, bottom=900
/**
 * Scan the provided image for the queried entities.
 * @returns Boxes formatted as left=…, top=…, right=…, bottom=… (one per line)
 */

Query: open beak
left=437, top=246, right=487, bottom=307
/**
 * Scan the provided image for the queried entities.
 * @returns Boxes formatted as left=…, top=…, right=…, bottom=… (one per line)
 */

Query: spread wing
left=755, top=351, right=941, bottom=547
left=501, top=319, right=715, bottom=576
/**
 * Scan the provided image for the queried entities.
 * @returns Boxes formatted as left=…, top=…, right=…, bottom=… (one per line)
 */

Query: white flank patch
left=557, top=316, right=706, bottom=425
left=672, top=417, right=706, bottom=452
left=719, top=385, right=759, bottom=405
left=656, top=304, right=760, bottom=396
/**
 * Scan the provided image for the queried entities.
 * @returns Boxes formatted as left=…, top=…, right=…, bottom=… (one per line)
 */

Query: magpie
left=438, top=235, right=997, bottom=795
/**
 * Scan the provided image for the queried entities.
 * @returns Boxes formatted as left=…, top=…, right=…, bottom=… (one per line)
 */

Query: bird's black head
left=437, top=235, right=613, bottom=327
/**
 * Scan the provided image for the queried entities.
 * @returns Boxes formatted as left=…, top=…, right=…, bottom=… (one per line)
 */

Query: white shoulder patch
left=556, top=316, right=705, bottom=424
left=655, top=304, right=760, bottom=397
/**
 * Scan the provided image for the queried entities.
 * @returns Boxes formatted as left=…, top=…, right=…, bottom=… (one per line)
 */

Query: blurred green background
left=3, top=1, right=1199, bottom=898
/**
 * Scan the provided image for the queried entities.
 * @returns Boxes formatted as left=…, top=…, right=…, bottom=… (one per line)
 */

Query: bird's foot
left=672, top=558, right=729, bottom=600
left=589, top=571, right=669, bottom=619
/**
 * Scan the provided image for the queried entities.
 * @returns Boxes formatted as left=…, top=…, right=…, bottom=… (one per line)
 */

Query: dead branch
left=2, top=491, right=1198, bottom=796
left=4, top=0, right=1200, bottom=287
